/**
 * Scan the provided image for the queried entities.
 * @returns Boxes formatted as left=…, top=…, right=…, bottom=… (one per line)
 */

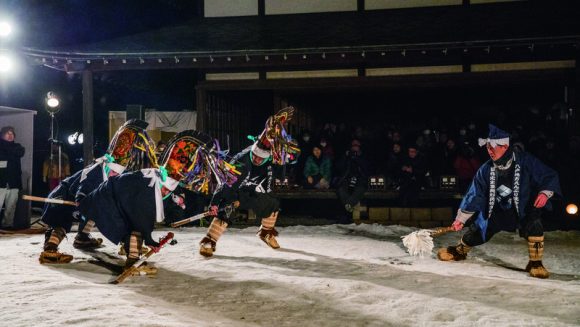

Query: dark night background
left=0, top=0, right=204, bottom=195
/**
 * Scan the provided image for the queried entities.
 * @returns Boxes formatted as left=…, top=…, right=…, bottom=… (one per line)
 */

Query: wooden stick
left=170, top=211, right=211, bottom=228
left=22, top=195, right=78, bottom=206
left=430, top=226, right=455, bottom=237
left=171, top=201, right=239, bottom=228
left=111, top=232, right=174, bottom=284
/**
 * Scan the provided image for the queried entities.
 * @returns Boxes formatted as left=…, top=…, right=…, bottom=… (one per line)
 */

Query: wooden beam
left=51, top=41, right=578, bottom=73
left=196, top=69, right=574, bottom=91
left=82, top=70, right=94, bottom=164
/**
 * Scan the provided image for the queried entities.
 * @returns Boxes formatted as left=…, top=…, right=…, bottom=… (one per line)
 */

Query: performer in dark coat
left=80, top=130, right=237, bottom=273
left=199, top=107, right=300, bottom=257
left=437, top=125, right=561, bottom=279
left=39, top=119, right=156, bottom=264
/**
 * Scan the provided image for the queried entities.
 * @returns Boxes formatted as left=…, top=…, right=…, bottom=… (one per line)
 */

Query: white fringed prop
left=401, top=226, right=455, bottom=257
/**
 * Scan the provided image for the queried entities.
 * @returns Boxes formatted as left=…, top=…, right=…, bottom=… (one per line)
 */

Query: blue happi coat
left=460, top=151, right=561, bottom=240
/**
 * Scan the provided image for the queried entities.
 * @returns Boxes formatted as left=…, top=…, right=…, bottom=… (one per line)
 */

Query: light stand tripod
left=31, top=93, right=62, bottom=227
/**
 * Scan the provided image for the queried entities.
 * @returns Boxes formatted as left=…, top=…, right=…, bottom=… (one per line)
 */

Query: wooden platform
left=270, top=188, right=462, bottom=227
left=273, top=189, right=463, bottom=200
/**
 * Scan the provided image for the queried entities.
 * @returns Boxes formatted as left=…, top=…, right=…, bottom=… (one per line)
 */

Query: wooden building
left=21, top=0, right=580, bottom=162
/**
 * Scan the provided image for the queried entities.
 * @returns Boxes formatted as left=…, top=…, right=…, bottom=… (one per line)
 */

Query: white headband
left=478, top=137, right=509, bottom=148
left=251, top=143, right=271, bottom=159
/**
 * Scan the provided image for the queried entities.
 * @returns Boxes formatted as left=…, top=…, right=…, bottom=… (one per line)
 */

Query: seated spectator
left=296, top=131, right=314, bottom=184
left=303, top=145, right=332, bottom=189
left=398, top=144, right=427, bottom=207
left=336, top=139, right=370, bottom=215
left=453, top=143, right=481, bottom=191
left=386, top=142, right=404, bottom=187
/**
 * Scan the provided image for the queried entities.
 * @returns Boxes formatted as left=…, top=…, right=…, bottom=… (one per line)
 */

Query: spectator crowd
left=283, top=103, right=580, bottom=213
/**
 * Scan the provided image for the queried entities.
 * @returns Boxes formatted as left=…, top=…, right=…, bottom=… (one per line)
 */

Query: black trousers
left=462, top=206, right=544, bottom=247
left=337, top=183, right=366, bottom=207
left=238, top=190, right=280, bottom=218
left=41, top=185, right=76, bottom=233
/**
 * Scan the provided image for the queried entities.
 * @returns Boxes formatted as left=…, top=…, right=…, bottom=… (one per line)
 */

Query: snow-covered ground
left=1, top=224, right=579, bottom=327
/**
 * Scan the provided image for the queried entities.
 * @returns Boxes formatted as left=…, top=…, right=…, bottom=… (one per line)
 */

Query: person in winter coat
left=303, top=145, right=332, bottom=189
left=398, top=144, right=427, bottom=207
left=0, top=126, right=25, bottom=229
left=453, top=143, right=481, bottom=192
left=336, top=139, right=370, bottom=214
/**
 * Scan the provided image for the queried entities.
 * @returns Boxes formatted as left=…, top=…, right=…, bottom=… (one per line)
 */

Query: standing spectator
left=453, top=143, right=481, bottom=192
left=42, top=142, right=71, bottom=191
left=296, top=131, right=314, bottom=184
left=334, top=123, right=349, bottom=157
left=386, top=142, right=404, bottom=188
left=444, top=139, right=459, bottom=174
left=431, top=135, right=457, bottom=178
left=0, top=126, right=25, bottom=229
left=336, top=139, right=370, bottom=214
left=303, top=145, right=332, bottom=189
left=392, top=131, right=402, bottom=145
left=539, top=137, right=558, bottom=170
left=398, top=144, right=427, bottom=207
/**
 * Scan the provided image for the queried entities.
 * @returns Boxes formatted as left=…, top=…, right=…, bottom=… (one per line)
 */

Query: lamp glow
left=566, top=204, right=578, bottom=215
left=47, top=98, right=59, bottom=108
left=46, top=92, right=60, bottom=108
left=67, top=133, right=77, bottom=145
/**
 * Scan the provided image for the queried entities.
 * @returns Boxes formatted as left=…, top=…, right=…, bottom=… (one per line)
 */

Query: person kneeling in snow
left=437, top=124, right=561, bottom=279
left=40, top=119, right=156, bottom=264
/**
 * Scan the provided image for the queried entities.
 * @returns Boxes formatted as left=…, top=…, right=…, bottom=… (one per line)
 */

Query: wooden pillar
left=273, top=91, right=281, bottom=113
left=573, top=51, right=580, bottom=134
left=82, top=70, right=94, bottom=163
left=258, top=0, right=265, bottom=16
left=357, top=0, right=364, bottom=12
left=196, top=87, right=207, bottom=132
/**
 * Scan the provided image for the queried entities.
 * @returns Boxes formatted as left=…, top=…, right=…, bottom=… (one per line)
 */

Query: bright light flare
left=0, top=21, right=12, bottom=37
left=566, top=204, right=578, bottom=215
left=0, top=54, right=11, bottom=72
